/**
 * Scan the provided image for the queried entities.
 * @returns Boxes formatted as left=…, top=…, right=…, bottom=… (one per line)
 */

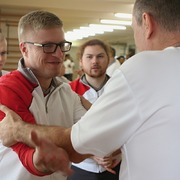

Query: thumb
left=105, top=167, right=116, bottom=174
left=0, top=104, right=10, bottom=114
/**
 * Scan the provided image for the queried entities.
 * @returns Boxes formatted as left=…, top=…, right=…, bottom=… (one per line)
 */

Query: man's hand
left=0, top=104, right=23, bottom=146
left=92, top=155, right=118, bottom=174
left=79, top=96, right=92, bottom=110
left=31, top=131, right=73, bottom=176
left=92, top=149, right=121, bottom=174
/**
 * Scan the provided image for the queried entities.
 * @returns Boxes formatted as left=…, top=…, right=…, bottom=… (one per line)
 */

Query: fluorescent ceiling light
left=114, top=13, right=132, bottom=19
left=100, top=19, right=132, bottom=26
left=80, top=26, right=104, bottom=34
left=65, top=32, right=83, bottom=41
left=89, top=24, right=126, bottom=31
left=65, top=24, right=126, bottom=41
left=89, top=24, right=114, bottom=32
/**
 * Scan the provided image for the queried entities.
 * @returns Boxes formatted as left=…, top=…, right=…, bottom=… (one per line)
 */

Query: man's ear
left=19, top=42, right=27, bottom=54
left=142, top=12, right=154, bottom=39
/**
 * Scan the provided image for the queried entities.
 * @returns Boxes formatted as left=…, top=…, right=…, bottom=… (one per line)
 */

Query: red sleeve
left=70, top=78, right=90, bottom=96
left=12, top=143, right=47, bottom=176
left=0, top=72, right=48, bottom=176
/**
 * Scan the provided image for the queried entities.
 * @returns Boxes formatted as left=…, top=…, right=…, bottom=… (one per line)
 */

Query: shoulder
left=0, top=70, right=21, bottom=83
left=70, top=78, right=90, bottom=96
left=70, top=78, right=81, bottom=87
left=56, top=76, right=70, bottom=83
left=0, top=70, right=38, bottom=93
left=2, top=70, right=9, bottom=75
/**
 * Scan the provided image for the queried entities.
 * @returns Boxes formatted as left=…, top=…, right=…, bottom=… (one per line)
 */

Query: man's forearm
left=0, top=104, right=91, bottom=163
left=16, top=122, right=91, bottom=163
left=15, top=121, right=63, bottom=147
left=13, top=120, right=33, bottom=147
left=46, top=126, right=91, bottom=163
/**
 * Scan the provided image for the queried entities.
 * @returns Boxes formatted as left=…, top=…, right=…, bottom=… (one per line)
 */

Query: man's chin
left=90, top=74, right=102, bottom=78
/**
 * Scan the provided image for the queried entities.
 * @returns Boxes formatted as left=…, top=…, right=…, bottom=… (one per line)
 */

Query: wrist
left=14, top=120, right=26, bottom=142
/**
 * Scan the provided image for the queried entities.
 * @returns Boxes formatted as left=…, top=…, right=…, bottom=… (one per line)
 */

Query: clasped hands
left=0, top=104, right=120, bottom=175
left=0, top=104, right=72, bottom=176
left=92, top=154, right=120, bottom=174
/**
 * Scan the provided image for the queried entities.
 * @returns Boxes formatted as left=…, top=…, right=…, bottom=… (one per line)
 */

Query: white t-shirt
left=71, top=47, right=180, bottom=180
left=106, top=59, right=120, bottom=77
left=64, top=59, right=74, bottom=74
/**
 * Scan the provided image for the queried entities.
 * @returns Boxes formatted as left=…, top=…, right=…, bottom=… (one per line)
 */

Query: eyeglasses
left=0, top=51, right=8, bottom=56
left=24, top=41, right=72, bottom=53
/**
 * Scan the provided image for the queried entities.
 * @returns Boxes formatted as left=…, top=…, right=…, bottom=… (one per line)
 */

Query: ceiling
left=0, top=0, right=135, bottom=46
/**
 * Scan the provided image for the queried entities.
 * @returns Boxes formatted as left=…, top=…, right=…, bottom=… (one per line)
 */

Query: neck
left=170, top=43, right=180, bottom=47
left=38, top=78, right=53, bottom=91
left=85, top=74, right=108, bottom=91
left=157, top=31, right=180, bottom=50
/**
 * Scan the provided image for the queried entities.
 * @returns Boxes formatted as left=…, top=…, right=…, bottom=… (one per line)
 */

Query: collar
left=80, top=74, right=110, bottom=91
left=17, top=58, right=60, bottom=93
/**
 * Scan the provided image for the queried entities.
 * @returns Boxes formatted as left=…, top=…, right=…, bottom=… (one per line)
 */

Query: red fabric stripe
left=70, top=78, right=90, bottom=96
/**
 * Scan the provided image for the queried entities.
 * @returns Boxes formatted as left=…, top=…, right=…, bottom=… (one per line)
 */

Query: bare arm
left=24, top=123, right=91, bottom=163
left=0, top=104, right=91, bottom=163
left=79, top=95, right=92, bottom=110
left=0, top=104, right=120, bottom=175
left=30, top=130, right=73, bottom=175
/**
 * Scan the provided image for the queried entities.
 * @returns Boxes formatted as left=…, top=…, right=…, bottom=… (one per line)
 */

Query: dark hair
left=133, top=0, right=180, bottom=32
left=110, top=47, right=116, bottom=57
left=117, top=55, right=125, bottom=60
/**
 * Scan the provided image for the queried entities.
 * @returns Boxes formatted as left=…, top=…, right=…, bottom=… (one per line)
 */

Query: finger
left=111, top=160, right=120, bottom=168
left=105, top=167, right=116, bottom=174
left=95, top=156, right=104, bottom=161
left=0, top=104, right=20, bottom=120
left=0, top=104, right=10, bottom=114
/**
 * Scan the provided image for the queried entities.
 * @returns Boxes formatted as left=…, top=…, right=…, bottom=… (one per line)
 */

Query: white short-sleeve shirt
left=72, top=47, right=180, bottom=180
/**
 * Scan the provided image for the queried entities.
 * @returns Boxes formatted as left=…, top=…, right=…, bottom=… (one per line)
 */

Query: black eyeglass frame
left=0, top=51, right=8, bottom=56
left=24, top=41, right=72, bottom=53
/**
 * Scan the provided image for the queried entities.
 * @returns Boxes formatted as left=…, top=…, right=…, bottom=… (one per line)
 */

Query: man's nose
left=0, top=55, right=3, bottom=61
left=92, top=57, right=98, bottom=63
left=52, top=46, right=64, bottom=57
